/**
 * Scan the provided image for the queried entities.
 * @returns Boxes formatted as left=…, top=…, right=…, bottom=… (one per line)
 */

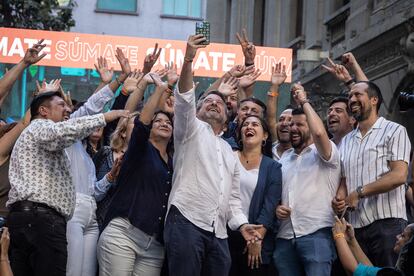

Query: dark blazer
left=248, top=155, right=282, bottom=264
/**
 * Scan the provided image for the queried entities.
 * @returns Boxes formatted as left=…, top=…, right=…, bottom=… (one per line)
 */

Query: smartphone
left=195, top=21, right=210, bottom=45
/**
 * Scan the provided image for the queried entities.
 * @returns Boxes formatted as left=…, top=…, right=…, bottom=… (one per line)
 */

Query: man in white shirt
left=274, top=83, right=341, bottom=276
left=339, top=81, right=411, bottom=267
left=164, top=34, right=261, bottom=276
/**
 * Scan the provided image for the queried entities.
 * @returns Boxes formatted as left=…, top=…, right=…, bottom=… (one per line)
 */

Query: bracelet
left=184, top=57, right=193, bottom=63
left=245, top=61, right=254, bottom=66
left=115, top=77, right=123, bottom=86
left=121, top=86, right=129, bottom=96
left=267, top=91, right=279, bottom=97
left=344, top=78, right=355, bottom=86
left=334, top=233, right=345, bottom=240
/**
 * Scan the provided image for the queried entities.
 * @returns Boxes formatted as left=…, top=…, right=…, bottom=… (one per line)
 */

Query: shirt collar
left=354, top=117, right=383, bottom=139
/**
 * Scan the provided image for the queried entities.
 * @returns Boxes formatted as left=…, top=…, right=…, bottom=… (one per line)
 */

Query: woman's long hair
left=237, top=115, right=272, bottom=158
left=110, top=111, right=140, bottom=152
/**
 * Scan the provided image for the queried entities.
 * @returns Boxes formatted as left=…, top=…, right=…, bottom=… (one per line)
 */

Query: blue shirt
left=103, top=118, right=172, bottom=243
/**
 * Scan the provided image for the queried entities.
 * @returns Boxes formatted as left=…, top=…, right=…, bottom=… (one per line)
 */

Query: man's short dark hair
left=30, top=91, right=62, bottom=119
left=329, top=96, right=351, bottom=115
left=292, top=107, right=305, bottom=116
left=356, top=81, right=383, bottom=112
left=240, top=98, right=267, bottom=116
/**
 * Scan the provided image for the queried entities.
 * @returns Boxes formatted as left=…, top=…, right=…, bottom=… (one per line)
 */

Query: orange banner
left=0, top=27, right=292, bottom=82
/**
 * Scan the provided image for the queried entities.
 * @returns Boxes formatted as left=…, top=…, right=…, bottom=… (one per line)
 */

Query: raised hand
left=59, top=85, right=73, bottom=111
left=291, top=82, right=308, bottom=106
left=322, top=58, right=352, bottom=83
left=341, top=52, right=358, bottom=70
left=166, top=62, right=179, bottom=86
left=115, top=48, right=132, bottom=79
left=239, top=69, right=261, bottom=88
left=275, top=205, right=291, bottom=220
left=184, top=34, right=207, bottom=62
left=143, top=43, right=162, bottom=74
left=159, top=93, right=175, bottom=114
left=35, top=79, right=62, bottom=95
left=236, top=29, right=256, bottom=65
left=123, top=69, right=144, bottom=94
left=104, top=109, right=130, bottom=123
left=218, top=76, right=239, bottom=96
left=149, top=72, right=168, bottom=90
left=94, top=56, right=114, bottom=84
left=271, top=62, right=287, bottom=87
left=23, top=39, right=47, bottom=66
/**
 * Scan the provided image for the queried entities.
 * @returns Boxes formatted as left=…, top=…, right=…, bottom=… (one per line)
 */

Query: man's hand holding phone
left=195, top=22, right=210, bottom=45
left=184, top=34, right=207, bottom=63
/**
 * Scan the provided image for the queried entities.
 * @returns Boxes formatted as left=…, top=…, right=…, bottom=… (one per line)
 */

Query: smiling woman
left=228, top=115, right=281, bottom=275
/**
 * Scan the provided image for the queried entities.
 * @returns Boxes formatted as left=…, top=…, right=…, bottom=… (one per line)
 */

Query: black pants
left=228, top=230, right=277, bottom=276
left=355, top=218, right=407, bottom=267
left=164, top=205, right=231, bottom=276
left=7, top=205, right=67, bottom=276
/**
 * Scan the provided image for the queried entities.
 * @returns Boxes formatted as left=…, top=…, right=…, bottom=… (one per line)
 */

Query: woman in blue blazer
left=229, top=115, right=282, bottom=276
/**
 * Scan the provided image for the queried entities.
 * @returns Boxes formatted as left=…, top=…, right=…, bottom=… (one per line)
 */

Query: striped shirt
left=340, top=117, right=411, bottom=228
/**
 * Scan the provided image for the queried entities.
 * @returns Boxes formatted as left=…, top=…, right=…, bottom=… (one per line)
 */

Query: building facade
left=207, top=0, right=414, bottom=140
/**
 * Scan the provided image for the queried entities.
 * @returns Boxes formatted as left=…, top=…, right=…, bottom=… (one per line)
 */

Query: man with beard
left=274, top=83, right=341, bottom=276
left=327, top=97, right=355, bottom=147
left=340, top=81, right=411, bottom=267
left=164, top=34, right=262, bottom=276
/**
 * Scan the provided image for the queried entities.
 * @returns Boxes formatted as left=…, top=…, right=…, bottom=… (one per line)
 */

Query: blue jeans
left=164, top=205, right=231, bottom=276
left=273, top=228, right=336, bottom=276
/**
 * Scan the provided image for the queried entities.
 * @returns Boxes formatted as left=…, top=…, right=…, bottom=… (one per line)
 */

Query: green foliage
left=0, top=0, right=76, bottom=31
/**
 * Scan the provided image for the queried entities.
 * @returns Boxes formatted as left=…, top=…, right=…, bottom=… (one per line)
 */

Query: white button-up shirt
left=277, top=141, right=341, bottom=239
left=340, top=117, right=411, bottom=228
left=168, top=85, right=248, bottom=239
left=65, top=85, right=114, bottom=199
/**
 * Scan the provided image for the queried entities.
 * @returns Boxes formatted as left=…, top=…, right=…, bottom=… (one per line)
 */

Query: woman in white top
left=229, top=115, right=282, bottom=276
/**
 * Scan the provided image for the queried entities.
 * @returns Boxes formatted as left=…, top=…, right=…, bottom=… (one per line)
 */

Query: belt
left=9, top=200, right=63, bottom=218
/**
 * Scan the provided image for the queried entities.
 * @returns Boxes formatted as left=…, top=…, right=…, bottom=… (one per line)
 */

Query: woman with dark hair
left=229, top=115, right=282, bottom=275
left=97, top=77, right=174, bottom=276
left=93, top=112, right=139, bottom=231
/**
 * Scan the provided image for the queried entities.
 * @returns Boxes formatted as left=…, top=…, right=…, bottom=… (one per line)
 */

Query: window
left=162, top=0, right=201, bottom=18
left=96, top=0, right=137, bottom=13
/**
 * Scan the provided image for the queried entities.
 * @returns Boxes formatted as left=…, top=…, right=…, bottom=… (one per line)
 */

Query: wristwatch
left=356, top=186, right=365, bottom=199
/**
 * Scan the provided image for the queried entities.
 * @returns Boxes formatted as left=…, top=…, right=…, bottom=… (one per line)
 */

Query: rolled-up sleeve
left=173, top=84, right=199, bottom=142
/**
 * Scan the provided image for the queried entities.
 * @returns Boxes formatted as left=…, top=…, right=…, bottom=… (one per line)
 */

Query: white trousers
left=97, top=217, right=164, bottom=276
left=66, top=193, right=99, bottom=276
